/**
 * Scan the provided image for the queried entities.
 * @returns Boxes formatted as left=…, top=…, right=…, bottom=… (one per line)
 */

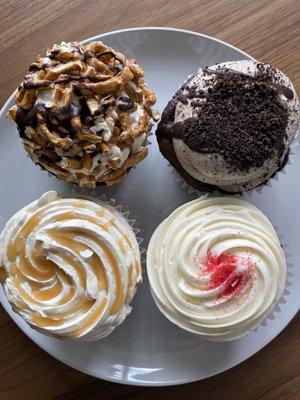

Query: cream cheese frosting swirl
left=0, top=191, right=141, bottom=341
left=147, top=197, right=286, bottom=341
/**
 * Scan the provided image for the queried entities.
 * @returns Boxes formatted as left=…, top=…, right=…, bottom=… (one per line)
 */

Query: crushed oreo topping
left=156, top=63, right=296, bottom=192
left=205, top=66, right=294, bottom=100
left=176, top=65, right=290, bottom=170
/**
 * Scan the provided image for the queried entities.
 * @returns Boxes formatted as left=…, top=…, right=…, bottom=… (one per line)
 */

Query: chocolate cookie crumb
left=178, top=68, right=289, bottom=170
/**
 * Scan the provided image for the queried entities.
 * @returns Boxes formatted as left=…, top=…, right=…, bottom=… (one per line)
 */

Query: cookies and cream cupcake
left=147, top=197, right=286, bottom=341
left=0, top=191, right=142, bottom=341
left=156, top=60, right=299, bottom=193
left=7, top=41, right=158, bottom=187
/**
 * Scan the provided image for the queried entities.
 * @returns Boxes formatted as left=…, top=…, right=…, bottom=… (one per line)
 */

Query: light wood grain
left=0, top=0, right=299, bottom=399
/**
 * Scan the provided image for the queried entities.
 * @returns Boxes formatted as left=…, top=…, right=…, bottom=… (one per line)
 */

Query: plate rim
left=0, top=27, right=255, bottom=121
left=0, top=26, right=298, bottom=387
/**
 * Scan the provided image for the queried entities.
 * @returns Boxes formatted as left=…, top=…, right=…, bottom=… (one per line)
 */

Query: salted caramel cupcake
left=147, top=197, right=286, bottom=341
left=156, top=60, right=299, bottom=193
left=0, top=191, right=142, bottom=341
left=7, top=41, right=158, bottom=187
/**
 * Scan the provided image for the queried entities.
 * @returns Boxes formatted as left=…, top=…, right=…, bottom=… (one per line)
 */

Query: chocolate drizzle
left=116, top=96, right=134, bottom=112
left=156, top=123, right=173, bottom=140
left=172, top=122, right=184, bottom=139
left=23, top=79, right=52, bottom=89
left=273, top=84, right=294, bottom=100
left=82, top=50, right=96, bottom=61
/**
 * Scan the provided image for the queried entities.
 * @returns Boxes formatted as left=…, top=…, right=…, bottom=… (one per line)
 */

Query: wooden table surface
left=0, top=0, right=299, bottom=399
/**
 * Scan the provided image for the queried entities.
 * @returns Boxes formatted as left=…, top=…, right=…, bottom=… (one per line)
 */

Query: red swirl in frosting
left=196, top=252, right=253, bottom=300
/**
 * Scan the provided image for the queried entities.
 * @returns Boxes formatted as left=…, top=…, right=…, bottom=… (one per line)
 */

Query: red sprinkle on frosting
left=196, top=252, right=253, bottom=300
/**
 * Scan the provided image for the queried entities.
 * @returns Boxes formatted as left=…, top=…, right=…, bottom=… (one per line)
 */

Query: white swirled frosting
left=0, top=191, right=141, bottom=341
left=147, top=197, right=286, bottom=341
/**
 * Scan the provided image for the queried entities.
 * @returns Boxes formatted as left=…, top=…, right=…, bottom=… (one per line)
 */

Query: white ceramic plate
left=0, top=27, right=299, bottom=386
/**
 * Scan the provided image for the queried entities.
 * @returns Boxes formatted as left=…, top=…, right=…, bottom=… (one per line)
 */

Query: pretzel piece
left=71, top=116, right=103, bottom=143
left=37, top=112, right=72, bottom=149
left=18, top=88, right=36, bottom=109
left=85, top=42, right=107, bottom=54
left=77, top=66, right=133, bottom=94
left=101, top=148, right=148, bottom=185
left=127, top=61, right=144, bottom=78
left=45, top=61, right=82, bottom=81
left=87, top=58, right=114, bottom=76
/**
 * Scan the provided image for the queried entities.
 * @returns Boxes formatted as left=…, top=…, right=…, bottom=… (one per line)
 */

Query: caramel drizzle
left=5, top=202, right=135, bottom=334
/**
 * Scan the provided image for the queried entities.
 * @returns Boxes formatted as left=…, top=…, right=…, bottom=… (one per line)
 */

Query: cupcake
left=7, top=41, right=158, bottom=187
left=156, top=60, right=299, bottom=193
left=147, top=197, right=286, bottom=341
left=0, top=191, right=142, bottom=341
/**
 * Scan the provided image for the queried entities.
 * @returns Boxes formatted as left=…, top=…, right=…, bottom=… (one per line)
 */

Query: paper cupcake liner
left=168, top=162, right=221, bottom=198
left=251, top=227, right=293, bottom=333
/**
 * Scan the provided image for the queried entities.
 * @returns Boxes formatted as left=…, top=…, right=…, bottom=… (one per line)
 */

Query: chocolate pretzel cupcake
left=157, top=60, right=299, bottom=193
left=7, top=41, right=158, bottom=187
